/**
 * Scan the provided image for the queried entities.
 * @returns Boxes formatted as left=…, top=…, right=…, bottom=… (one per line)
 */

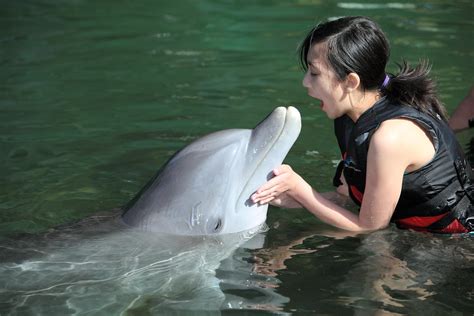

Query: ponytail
left=382, top=60, right=448, bottom=122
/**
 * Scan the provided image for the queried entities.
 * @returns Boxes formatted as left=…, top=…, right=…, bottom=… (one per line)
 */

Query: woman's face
left=302, top=43, right=350, bottom=119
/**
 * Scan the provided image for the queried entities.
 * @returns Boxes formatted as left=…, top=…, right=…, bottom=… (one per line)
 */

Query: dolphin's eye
left=214, top=219, right=222, bottom=232
left=206, top=217, right=223, bottom=234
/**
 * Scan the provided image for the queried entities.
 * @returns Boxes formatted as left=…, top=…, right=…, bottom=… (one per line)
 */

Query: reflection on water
left=249, top=219, right=474, bottom=314
left=0, top=206, right=472, bottom=315
left=341, top=230, right=473, bottom=314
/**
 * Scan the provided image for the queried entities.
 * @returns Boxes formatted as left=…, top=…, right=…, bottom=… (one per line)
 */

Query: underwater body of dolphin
left=122, top=106, right=301, bottom=235
left=0, top=215, right=290, bottom=314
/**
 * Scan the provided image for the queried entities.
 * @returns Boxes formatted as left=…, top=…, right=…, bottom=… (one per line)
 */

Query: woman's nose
left=302, top=71, right=311, bottom=88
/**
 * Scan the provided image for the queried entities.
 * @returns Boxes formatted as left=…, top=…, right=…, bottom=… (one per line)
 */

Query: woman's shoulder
left=371, top=118, right=436, bottom=172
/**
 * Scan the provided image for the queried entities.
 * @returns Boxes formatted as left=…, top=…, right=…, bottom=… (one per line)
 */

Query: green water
left=1, top=0, right=473, bottom=314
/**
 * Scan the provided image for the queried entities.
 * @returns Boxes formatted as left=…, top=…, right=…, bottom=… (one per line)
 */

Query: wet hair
left=298, top=16, right=448, bottom=121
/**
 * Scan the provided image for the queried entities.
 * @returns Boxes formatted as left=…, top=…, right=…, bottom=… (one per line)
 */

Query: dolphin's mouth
left=236, top=106, right=301, bottom=210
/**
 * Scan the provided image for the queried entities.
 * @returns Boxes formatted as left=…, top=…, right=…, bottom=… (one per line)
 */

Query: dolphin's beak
left=247, top=107, right=301, bottom=166
left=236, top=106, right=301, bottom=210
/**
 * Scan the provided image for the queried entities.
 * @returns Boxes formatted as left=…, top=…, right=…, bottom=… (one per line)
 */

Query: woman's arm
left=251, top=119, right=434, bottom=232
left=251, top=165, right=376, bottom=231
left=449, top=86, right=474, bottom=132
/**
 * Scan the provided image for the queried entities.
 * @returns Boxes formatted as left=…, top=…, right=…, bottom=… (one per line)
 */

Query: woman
left=251, top=16, right=473, bottom=234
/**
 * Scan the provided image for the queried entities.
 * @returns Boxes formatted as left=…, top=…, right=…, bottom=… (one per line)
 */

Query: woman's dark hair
left=298, top=16, right=448, bottom=121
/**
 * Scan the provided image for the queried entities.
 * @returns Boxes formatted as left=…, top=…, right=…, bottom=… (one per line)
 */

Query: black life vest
left=333, top=97, right=474, bottom=233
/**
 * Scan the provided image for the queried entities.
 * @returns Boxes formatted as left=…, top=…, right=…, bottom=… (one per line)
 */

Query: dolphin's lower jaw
left=122, top=106, right=301, bottom=235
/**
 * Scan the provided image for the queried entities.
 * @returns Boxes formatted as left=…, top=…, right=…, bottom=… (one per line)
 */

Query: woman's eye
left=310, top=72, right=319, bottom=77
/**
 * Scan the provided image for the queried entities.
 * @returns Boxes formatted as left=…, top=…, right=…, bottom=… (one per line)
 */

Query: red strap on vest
left=437, top=219, right=469, bottom=234
left=396, top=214, right=469, bottom=233
left=349, top=185, right=363, bottom=204
left=396, top=213, right=446, bottom=228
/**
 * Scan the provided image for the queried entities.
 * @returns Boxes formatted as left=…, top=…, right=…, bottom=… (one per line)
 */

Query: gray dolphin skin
left=122, top=106, right=301, bottom=235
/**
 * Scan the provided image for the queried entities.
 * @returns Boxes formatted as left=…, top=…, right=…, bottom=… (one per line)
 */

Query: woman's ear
left=345, top=72, right=361, bottom=92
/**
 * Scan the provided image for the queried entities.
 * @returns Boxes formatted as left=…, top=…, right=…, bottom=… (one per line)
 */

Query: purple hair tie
left=381, top=74, right=390, bottom=88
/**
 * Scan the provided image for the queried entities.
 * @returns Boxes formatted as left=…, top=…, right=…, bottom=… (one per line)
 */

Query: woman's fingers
left=252, top=187, right=278, bottom=203
left=251, top=164, right=296, bottom=204
left=273, top=164, right=292, bottom=176
left=252, top=185, right=280, bottom=204
left=257, top=184, right=281, bottom=196
left=256, top=175, right=282, bottom=193
left=258, top=196, right=275, bottom=205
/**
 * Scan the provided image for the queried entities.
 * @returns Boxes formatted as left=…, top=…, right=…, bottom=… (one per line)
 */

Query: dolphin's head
left=122, top=106, right=301, bottom=235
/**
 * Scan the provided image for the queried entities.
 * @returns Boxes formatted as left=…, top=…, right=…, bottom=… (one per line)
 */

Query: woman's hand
left=269, top=192, right=303, bottom=208
left=251, top=165, right=301, bottom=205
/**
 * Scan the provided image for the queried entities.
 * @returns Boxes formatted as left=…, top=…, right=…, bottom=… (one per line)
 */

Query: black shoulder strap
left=334, top=115, right=353, bottom=156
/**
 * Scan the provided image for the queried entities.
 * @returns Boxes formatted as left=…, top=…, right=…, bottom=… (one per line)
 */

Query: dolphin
left=122, top=106, right=301, bottom=235
left=0, top=107, right=300, bottom=314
